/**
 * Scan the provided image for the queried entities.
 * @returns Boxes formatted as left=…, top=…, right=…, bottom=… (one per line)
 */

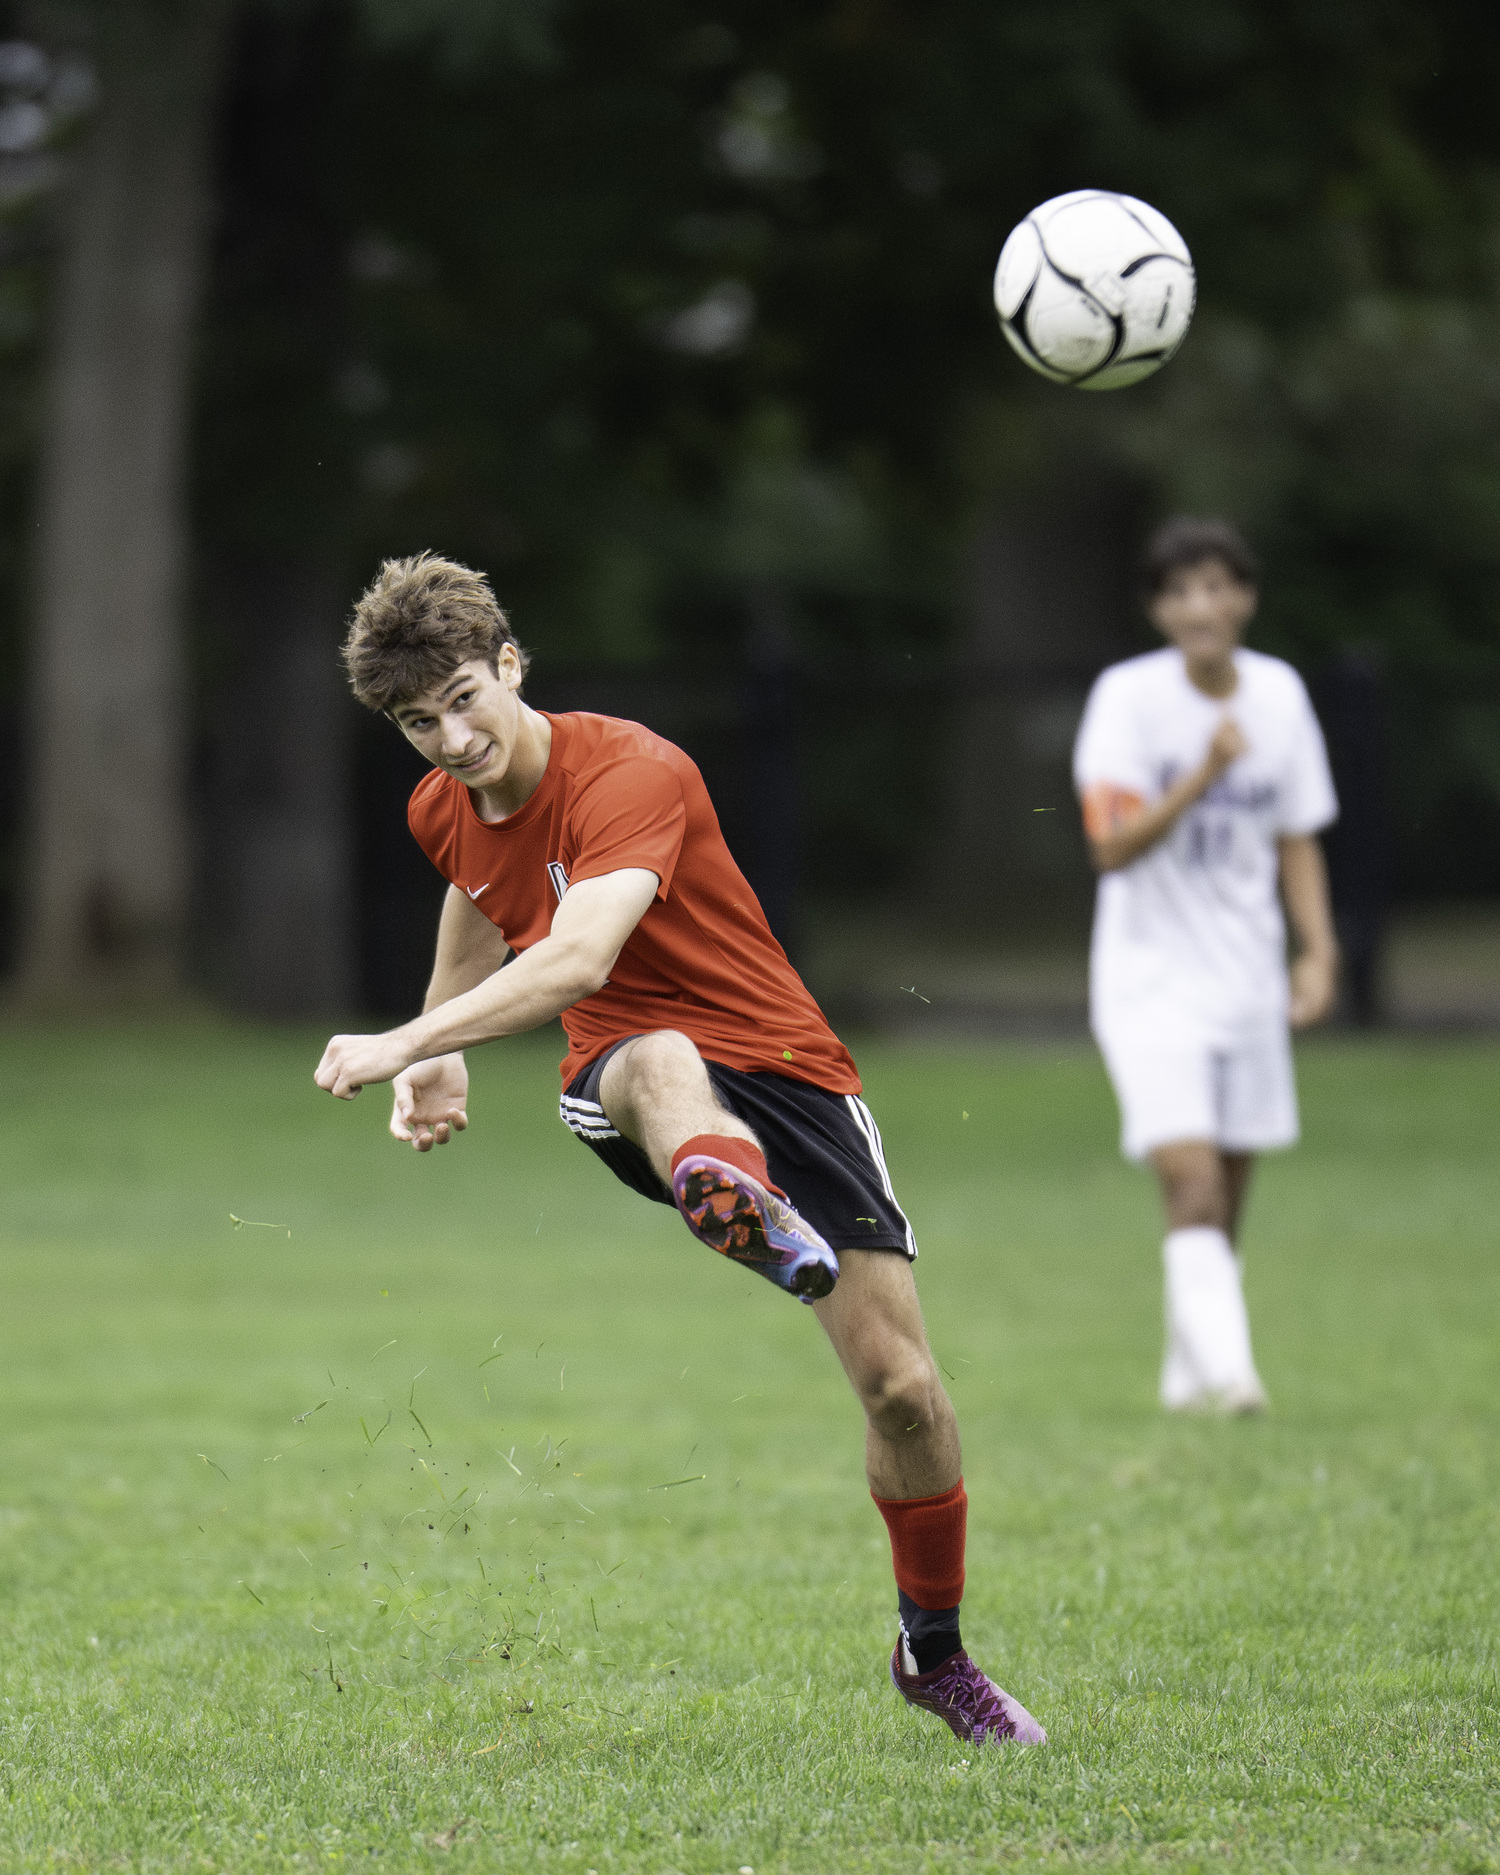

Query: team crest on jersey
left=547, top=861, right=570, bottom=902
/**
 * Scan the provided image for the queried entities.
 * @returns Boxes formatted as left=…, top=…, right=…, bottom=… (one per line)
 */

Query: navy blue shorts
left=559, top=1037, right=917, bottom=1258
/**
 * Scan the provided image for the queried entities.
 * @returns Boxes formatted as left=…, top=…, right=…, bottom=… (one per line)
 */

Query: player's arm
left=406, top=866, right=659, bottom=1052
left=380, top=887, right=512, bottom=1151
left=426, top=883, right=513, bottom=1005
left=315, top=867, right=660, bottom=1108
left=1082, top=717, right=1248, bottom=872
left=1278, top=833, right=1339, bottom=1028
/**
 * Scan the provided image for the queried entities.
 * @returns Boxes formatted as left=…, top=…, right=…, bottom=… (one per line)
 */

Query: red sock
left=670, top=1133, right=785, bottom=1198
left=872, top=1478, right=967, bottom=1609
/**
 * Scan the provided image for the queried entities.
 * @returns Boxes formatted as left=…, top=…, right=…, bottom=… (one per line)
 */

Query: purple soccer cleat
left=671, top=1154, right=839, bottom=1304
left=890, top=1644, right=1047, bottom=1746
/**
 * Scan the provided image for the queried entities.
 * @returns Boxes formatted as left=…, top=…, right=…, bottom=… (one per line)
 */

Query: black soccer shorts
left=559, top=1036, right=917, bottom=1258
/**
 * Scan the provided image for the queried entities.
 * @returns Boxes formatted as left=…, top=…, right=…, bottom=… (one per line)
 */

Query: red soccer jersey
left=406, top=711, right=861, bottom=1095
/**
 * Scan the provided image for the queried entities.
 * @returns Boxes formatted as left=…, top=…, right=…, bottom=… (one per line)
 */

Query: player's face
left=390, top=650, right=524, bottom=787
left=1147, top=558, right=1256, bottom=668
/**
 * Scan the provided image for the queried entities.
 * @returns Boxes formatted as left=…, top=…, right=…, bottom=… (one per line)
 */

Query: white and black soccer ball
left=993, top=190, right=1195, bottom=390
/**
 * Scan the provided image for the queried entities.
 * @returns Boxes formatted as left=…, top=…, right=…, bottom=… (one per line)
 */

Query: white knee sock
left=1161, top=1226, right=1265, bottom=1408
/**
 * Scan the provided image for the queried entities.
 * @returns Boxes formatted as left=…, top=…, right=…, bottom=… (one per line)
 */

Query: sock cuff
left=872, top=1477, right=966, bottom=1609
left=1164, top=1227, right=1234, bottom=1280
left=871, top=1479, right=965, bottom=1515
left=1164, top=1225, right=1232, bottom=1252
left=670, top=1134, right=783, bottom=1197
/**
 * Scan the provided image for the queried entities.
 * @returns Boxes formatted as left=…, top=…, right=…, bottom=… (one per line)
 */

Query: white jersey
left=1073, top=646, right=1338, bottom=1042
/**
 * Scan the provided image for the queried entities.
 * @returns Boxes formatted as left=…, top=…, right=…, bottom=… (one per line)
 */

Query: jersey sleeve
left=566, top=756, right=687, bottom=900
left=1277, top=679, right=1339, bottom=835
left=1073, top=669, right=1153, bottom=796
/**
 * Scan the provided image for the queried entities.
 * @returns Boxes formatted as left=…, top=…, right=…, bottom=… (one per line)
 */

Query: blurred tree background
left=0, top=0, right=1498, bottom=1015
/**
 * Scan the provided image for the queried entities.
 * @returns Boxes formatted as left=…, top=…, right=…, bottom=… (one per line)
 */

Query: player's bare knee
left=1165, top=1170, right=1227, bottom=1229
left=1154, top=1142, right=1232, bottom=1231
left=859, top=1349, right=942, bottom=1439
left=619, top=1029, right=704, bottom=1099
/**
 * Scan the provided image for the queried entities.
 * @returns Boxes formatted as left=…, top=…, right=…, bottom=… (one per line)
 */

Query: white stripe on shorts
left=844, top=1094, right=918, bottom=1258
left=558, top=1094, right=620, bottom=1140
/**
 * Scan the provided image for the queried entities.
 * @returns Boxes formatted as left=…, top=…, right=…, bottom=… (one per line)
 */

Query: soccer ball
left=993, top=190, right=1195, bottom=390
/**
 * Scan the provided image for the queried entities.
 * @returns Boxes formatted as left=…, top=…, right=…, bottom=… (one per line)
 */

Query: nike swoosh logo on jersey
left=466, top=884, right=489, bottom=900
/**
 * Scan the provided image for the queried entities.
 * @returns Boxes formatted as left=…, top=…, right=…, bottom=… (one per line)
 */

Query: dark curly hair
left=342, top=551, right=529, bottom=711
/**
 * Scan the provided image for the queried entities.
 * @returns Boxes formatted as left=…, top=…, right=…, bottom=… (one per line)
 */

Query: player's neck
left=469, top=705, right=554, bottom=822
left=1182, top=649, right=1239, bottom=700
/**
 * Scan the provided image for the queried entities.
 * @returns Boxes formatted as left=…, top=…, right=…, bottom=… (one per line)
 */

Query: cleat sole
left=672, top=1155, right=839, bottom=1303
left=680, top=1168, right=792, bottom=1264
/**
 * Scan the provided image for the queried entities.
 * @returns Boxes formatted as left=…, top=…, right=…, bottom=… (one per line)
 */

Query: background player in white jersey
left=1072, top=518, right=1340, bottom=1413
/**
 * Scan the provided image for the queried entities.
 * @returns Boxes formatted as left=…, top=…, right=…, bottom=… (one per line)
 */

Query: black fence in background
left=351, top=650, right=1395, bottom=1021
left=0, top=649, right=1451, bottom=1021
left=1314, top=653, right=1389, bottom=1025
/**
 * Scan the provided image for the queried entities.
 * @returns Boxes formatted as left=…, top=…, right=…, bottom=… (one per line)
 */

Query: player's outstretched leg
left=814, top=1251, right=1045, bottom=1746
left=598, top=1030, right=839, bottom=1303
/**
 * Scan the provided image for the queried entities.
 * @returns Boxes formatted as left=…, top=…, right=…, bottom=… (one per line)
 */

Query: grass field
left=0, top=1024, right=1497, bottom=1874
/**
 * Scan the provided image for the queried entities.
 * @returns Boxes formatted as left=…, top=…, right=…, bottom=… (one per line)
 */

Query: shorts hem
left=1218, top=1129, right=1299, bottom=1155
left=1124, top=1127, right=1299, bottom=1163
left=825, top=1234, right=913, bottom=1258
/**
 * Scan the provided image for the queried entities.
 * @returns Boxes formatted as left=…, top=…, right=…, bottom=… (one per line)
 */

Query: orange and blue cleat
left=671, top=1153, right=839, bottom=1303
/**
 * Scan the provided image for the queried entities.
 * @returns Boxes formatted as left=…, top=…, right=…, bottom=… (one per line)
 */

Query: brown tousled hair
left=1140, top=516, right=1258, bottom=598
left=342, top=551, right=529, bottom=711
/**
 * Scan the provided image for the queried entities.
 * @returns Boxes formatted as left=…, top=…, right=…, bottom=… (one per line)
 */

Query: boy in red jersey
left=315, top=553, right=1044, bottom=1747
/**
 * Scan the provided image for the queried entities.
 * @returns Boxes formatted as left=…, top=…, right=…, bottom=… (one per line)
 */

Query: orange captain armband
left=1081, top=782, right=1146, bottom=841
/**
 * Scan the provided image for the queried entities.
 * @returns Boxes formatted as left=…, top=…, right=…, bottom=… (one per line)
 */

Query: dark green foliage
left=202, top=0, right=1500, bottom=889
left=9, top=0, right=1500, bottom=917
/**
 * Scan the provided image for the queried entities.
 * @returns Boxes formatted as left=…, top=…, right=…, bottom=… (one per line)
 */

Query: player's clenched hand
left=391, top=1054, right=469, bottom=1151
left=314, top=1030, right=417, bottom=1101
left=1204, top=715, right=1249, bottom=777
left=1288, top=950, right=1338, bottom=1029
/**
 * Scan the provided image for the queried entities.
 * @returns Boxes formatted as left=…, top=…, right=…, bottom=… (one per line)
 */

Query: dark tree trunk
left=939, top=489, right=1142, bottom=932
left=195, top=3, right=357, bottom=1017
left=201, top=556, right=356, bottom=1016
left=20, top=0, right=231, bottom=1003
